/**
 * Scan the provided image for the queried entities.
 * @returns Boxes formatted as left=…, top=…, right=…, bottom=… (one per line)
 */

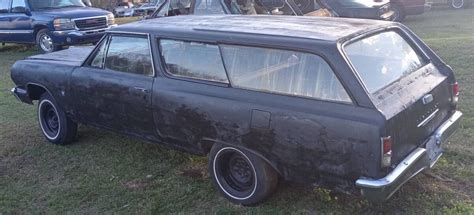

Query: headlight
left=107, top=13, right=115, bottom=25
left=53, top=18, right=75, bottom=30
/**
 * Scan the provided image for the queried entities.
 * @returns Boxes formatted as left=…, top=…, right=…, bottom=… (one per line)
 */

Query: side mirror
left=11, top=6, right=31, bottom=16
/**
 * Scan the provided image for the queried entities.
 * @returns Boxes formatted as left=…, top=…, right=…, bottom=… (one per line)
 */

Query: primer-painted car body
left=10, top=15, right=461, bottom=201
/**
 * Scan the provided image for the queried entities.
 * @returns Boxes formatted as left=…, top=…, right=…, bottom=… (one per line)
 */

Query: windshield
left=344, top=31, right=426, bottom=93
left=28, top=0, right=85, bottom=10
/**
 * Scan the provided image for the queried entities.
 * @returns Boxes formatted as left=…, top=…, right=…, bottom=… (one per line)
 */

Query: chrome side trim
left=356, top=148, right=427, bottom=189
left=417, top=108, right=439, bottom=128
left=0, top=30, right=34, bottom=34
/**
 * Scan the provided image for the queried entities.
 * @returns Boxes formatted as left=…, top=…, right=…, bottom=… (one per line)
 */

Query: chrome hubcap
left=452, top=0, right=464, bottom=8
left=40, top=34, right=53, bottom=52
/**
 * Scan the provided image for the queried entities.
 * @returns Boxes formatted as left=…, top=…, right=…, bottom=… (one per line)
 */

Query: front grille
left=75, top=17, right=107, bottom=31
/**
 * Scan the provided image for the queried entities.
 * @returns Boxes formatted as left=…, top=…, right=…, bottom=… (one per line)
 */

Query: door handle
left=133, top=87, right=148, bottom=93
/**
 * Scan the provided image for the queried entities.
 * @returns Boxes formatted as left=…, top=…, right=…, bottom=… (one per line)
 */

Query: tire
left=36, top=29, right=62, bottom=53
left=450, top=0, right=466, bottom=8
left=208, top=144, right=278, bottom=206
left=391, top=3, right=406, bottom=22
left=38, top=93, right=77, bottom=145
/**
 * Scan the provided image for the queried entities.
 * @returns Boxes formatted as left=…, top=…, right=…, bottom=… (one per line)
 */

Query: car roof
left=112, top=15, right=393, bottom=42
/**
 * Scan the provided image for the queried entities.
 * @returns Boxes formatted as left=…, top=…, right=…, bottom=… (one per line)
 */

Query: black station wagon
left=11, top=15, right=462, bottom=205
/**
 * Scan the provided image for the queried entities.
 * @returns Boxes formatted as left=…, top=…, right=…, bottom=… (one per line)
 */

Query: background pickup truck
left=0, top=0, right=116, bottom=53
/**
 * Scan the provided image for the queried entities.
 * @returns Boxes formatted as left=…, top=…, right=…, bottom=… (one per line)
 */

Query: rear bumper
left=52, top=25, right=117, bottom=46
left=11, top=87, right=33, bottom=105
left=356, top=111, right=462, bottom=201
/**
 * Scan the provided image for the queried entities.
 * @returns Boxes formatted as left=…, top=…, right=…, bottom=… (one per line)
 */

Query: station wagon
left=11, top=15, right=462, bottom=205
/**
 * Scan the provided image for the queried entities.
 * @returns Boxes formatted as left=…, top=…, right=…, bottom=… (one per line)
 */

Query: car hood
left=32, top=7, right=111, bottom=19
left=27, top=46, right=94, bottom=66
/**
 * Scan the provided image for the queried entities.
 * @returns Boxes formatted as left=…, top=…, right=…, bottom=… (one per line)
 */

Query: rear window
left=344, top=31, right=426, bottom=93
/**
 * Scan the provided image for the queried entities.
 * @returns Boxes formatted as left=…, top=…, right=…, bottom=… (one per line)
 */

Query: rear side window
left=220, top=45, right=351, bottom=103
left=344, top=31, right=426, bottom=93
left=160, top=39, right=229, bottom=83
left=0, top=0, right=9, bottom=13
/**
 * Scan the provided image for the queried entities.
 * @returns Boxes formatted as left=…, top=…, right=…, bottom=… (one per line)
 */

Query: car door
left=8, top=0, right=34, bottom=43
left=71, top=33, right=156, bottom=139
left=0, top=0, right=11, bottom=41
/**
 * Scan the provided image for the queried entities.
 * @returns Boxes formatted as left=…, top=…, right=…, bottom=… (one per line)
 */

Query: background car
left=390, top=0, right=431, bottom=21
left=319, top=0, right=394, bottom=20
left=431, top=0, right=472, bottom=8
left=0, top=0, right=116, bottom=53
left=133, top=0, right=164, bottom=16
left=148, top=0, right=392, bottom=20
left=114, top=2, right=135, bottom=17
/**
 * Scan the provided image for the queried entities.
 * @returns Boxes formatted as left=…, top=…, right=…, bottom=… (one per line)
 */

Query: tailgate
left=373, top=63, right=455, bottom=164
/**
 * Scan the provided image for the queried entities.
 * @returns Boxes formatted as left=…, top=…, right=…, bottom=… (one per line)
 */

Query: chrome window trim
left=106, top=32, right=156, bottom=77
left=338, top=26, right=431, bottom=97
left=159, top=39, right=230, bottom=84
left=83, top=32, right=155, bottom=77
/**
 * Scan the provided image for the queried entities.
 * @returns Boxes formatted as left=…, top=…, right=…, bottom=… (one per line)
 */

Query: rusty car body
left=11, top=15, right=462, bottom=205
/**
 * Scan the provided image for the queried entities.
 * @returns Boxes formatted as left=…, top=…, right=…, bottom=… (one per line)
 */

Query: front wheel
left=38, top=93, right=77, bottom=145
left=208, top=144, right=278, bottom=206
left=36, top=29, right=62, bottom=53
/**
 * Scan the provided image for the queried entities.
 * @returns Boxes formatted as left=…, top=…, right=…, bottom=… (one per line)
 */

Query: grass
left=1, top=9, right=474, bottom=213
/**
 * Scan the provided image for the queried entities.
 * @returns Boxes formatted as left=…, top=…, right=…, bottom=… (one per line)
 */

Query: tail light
left=381, top=136, right=392, bottom=168
left=452, top=82, right=459, bottom=96
left=452, top=82, right=459, bottom=108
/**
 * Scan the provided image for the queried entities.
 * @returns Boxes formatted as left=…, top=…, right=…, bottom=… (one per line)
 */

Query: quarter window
left=220, top=45, right=351, bottom=103
left=0, top=0, right=9, bottom=13
left=104, top=35, right=153, bottom=76
left=160, top=39, right=229, bottom=83
left=90, top=39, right=107, bottom=68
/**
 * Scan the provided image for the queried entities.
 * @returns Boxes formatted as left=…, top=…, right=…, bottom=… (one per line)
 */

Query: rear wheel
left=38, top=93, right=77, bottom=145
left=36, top=29, right=62, bottom=53
left=209, top=144, right=278, bottom=205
